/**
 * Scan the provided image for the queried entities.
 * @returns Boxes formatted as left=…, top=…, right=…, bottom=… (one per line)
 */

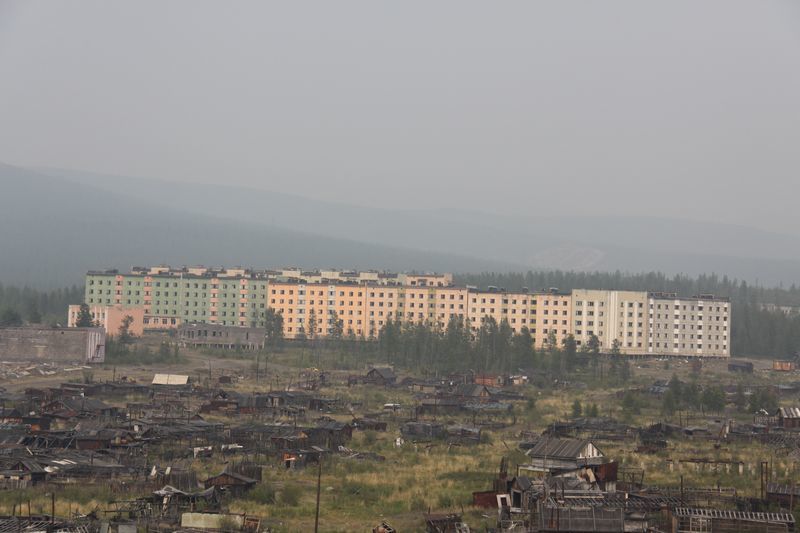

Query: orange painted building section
left=68, top=304, right=145, bottom=337
left=269, top=281, right=560, bottom=349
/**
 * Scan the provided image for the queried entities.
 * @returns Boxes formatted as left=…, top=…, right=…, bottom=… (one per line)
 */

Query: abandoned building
left=204, top=470, right=258, bottom=496
left=416, top=397, right=464, bottom=416
left=474, top=374, right=507, bottom=387
left=767, top=483, right=800, bottom=510
left=401, top=421, right=446, bottom=440
left=519, top=437, right=617, bottom=491
left=452, top=383, right=493, bottom=402
left=42, top=396, right=119, bottom=420
left=728, top=360, right=754, bottom=373
left=363, top=367, right=397, bottom=386
left=178, top=323, right=266, bottom=350
left=777, top=407, right=800, bottom=429
left=352, top=418, right=388, bottom=431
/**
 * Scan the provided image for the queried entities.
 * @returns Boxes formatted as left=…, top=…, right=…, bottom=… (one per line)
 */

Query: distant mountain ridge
left=0, top=163, right=525, bottom=287
left=31, top=165, right=800, bottom=287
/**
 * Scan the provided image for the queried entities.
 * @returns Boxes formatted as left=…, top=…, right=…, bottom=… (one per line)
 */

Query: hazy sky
left=1, top=1, right=799, bottom=231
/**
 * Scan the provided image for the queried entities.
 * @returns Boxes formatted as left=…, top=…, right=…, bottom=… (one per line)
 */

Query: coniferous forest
left=0, top=284, right=83, bottom=327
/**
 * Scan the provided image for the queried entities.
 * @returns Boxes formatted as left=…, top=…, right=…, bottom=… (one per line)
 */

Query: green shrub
left=408, top=493, right=426, bottom=512
left=362, top=430, right=377, bottom=446
left=280, top=483, right=302, bottom=506
left=245, top=483, right=276, bottom=504
left=437, top=493, right=454, bottom=508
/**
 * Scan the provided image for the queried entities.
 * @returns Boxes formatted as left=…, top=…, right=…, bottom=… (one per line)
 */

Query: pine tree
left=264, top=308, right=284, bottom=349
left=118, top=315, right=134, bottom=343
left=329, top=310, right=344, bottom=341
left=562, top=334, right=577, bottom=372
left=307, top=309, right=317, bottom=342
left=74, top=303, right=94, bottom=327
left=26, top=302, right=42, bottom=324
left=0, top=308, right=22, bottom=326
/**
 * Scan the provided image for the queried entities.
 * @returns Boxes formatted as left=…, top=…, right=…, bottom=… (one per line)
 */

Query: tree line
left=0, top=284, right=83, bottom=326
left=375, top=315, right=637, bottom=378
left=287, top=307, right=634, bottom=380
left=659, top=374, right=777, bottom=417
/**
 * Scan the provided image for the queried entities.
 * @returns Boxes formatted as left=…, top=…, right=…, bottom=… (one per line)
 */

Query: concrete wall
left=180, top=513, right=244, bottom=530
left=0, top=327, right=105, bottom=363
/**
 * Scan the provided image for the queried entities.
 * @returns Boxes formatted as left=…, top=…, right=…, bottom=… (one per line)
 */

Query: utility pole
left=314, top=458, right=322, bottom=533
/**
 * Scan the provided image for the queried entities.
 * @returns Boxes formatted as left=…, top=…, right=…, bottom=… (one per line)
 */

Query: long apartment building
left=84, top=266, right=452, bottom=329
left=267, top=281, right=577, bottom=349
left=85, top=266, right=271, bottom=328
left=82, top=266, right=729, bottom=357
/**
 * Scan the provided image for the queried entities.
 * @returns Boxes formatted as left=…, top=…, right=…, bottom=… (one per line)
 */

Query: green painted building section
left=85, top=270, right=270, bottom=328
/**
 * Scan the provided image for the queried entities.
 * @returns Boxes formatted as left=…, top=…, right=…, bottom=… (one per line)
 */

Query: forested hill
left=457, top=271, right=800, bottom=359
left=0, top=163, right=524, bottom=287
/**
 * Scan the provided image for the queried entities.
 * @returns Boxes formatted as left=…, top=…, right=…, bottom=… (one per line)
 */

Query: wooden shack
left=203, top=471, right=257, bottom=496
left=364, top=367, right=397, bottom=386
left=777, top=407, right=800, bottom=429
left=728, top=361, right=754, bottom=373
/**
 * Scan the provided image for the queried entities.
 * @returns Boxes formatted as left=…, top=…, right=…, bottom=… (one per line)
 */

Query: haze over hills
left=21, top=165, right=800, bottom=288
left=0, top=163, right=526, bottom=287
left=2, top=2, right=799, bottom=290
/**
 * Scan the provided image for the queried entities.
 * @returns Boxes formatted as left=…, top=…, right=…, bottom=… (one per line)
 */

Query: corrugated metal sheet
left=526, top=437, right=598, bottom=461
left=779, top=407, right=800, bottom=419
left=673, top=507, right=795, bottom=524
left=152, top=374, right=189, bottom=385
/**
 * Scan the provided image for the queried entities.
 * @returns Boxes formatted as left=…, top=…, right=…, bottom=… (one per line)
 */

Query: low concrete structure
left=180, top=513, right=244, bottom=530
left=0, top=326, right=105, bottom=363
left=178, top=323, right=265, bottom=350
